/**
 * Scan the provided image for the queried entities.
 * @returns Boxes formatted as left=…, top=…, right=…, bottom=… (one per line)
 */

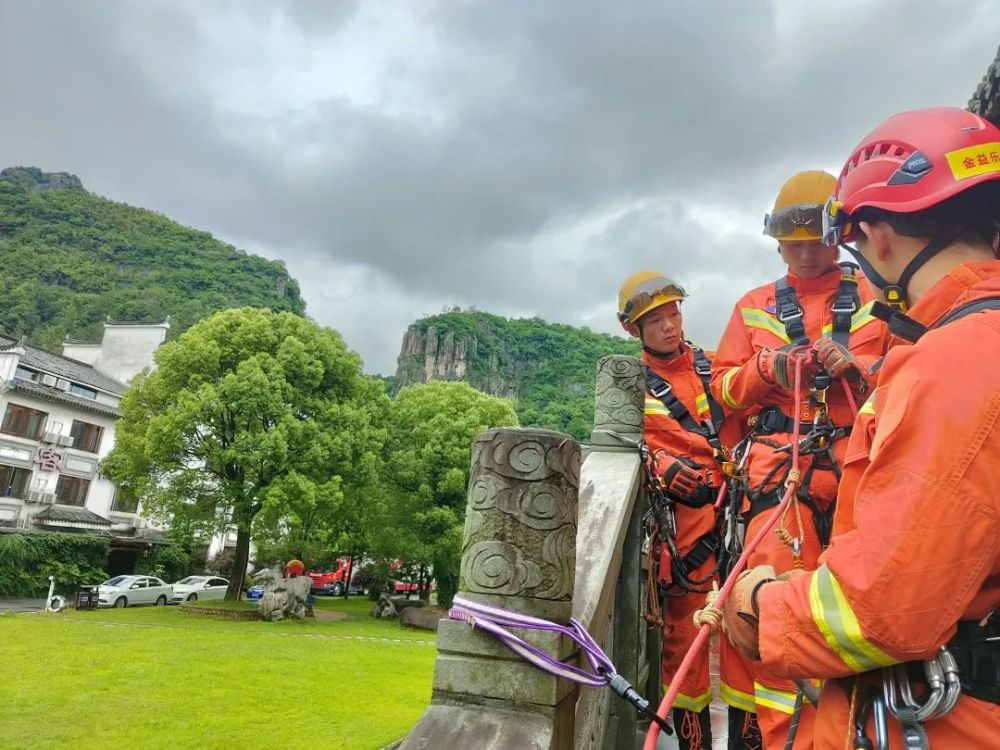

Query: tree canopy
left=102, top=307, right=387, bottom=600
left=375, top=381, right=519, bottom=607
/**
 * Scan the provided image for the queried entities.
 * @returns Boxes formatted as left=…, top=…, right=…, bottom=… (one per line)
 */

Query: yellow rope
left=844, top=677, right=859, bottom=750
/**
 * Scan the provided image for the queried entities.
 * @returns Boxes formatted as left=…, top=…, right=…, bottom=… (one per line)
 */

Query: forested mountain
left=395, top=310, right=640, bottom=439
left=0, top=166, right=304, bottom=350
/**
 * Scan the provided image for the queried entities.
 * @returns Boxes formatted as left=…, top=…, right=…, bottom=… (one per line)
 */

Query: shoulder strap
left=690, top=346, right=726, bottom=442
left=830, top=263, right=861, bottom=348
left=870, top=295, right=1000, bottom=346
left=646, top=360, right=723, bottom=453
left=774, top=276, right=806, bottom=343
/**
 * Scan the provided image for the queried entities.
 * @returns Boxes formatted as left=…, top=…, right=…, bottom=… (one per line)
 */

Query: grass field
left=0, top=596, right=435, bottom=750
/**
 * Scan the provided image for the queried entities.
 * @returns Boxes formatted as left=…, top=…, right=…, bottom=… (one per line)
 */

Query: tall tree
left=379, top=381, right=518, bottom=607
left=102, top=307, right=386, bottom=601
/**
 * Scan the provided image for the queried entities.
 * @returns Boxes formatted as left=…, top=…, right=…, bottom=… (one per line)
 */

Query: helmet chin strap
left=841, top=225, right=966, bottom=312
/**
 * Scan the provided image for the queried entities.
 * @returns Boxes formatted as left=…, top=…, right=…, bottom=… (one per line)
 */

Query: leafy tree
left=377, top=381, right=518, bottom=607
left=102, top=307, right=386, bottom=601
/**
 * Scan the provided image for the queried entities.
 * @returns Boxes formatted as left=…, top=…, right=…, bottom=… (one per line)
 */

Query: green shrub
left=0, top=533, right=109, bottom=597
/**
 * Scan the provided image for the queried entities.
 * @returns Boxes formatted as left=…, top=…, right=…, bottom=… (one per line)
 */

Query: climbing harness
left=774, top=263, right=861, bottom=347
left=643, top=352, right=813, bottom=750
left=448, top=595, right=673, bottom=735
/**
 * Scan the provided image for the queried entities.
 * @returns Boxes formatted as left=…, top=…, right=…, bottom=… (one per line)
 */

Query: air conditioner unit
left=42, top=431, right=61, bottom=444
left=40, top=374, right=58, bottom=387
left=56, top=435, right=73, bottom=448
left=28, top=491, right=56, bottom=504
left=55, top=379, right=70, bottom=391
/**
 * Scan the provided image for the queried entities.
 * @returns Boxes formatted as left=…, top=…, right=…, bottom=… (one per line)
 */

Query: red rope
left=840, top=375, right=859, bottom=419
left=643, top=354, right=809, bottom=750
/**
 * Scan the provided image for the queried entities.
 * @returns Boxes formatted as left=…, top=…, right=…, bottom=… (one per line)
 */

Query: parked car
left=171, top=576, right=229, bottom=604
left=97, top=575, right=173, bottom=608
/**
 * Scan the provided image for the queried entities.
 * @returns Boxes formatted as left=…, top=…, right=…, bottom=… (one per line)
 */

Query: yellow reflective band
left=664, top=685, right=713, bottom=712
left=644, top=398, right=672, bottom=418
left=721, top=682, right=756, bottom=713
left=741, top=308, right=792, bottom=343
left=695, top=392, right=710, bottom=416
left=859, top=397, right=876, bottom=416
left=821, top=301, right=878, bottom=337
left=753, top=682, right=798, bottom=714
left=808, top=565, right=897, bottom=673
left=721, top=367, right=743, bottom=409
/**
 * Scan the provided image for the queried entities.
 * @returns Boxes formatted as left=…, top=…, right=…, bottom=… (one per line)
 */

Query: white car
left=97, top=575, right=173, bottom=608
left=171, top=575, right=229, bottom=604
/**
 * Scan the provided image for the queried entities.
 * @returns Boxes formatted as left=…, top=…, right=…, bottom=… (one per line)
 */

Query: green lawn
left=0, top=597, right=436, bottom=749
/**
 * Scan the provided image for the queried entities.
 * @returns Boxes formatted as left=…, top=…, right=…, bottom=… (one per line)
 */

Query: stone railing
left=401, top=356, right=657, bottom=750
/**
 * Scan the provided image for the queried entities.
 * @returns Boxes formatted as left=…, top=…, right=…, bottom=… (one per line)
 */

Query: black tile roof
left=33, top=505, right=112, bottom=527
left=0, top=334, right=127, bottom=395
left=9, top=380, right=121, bottom=419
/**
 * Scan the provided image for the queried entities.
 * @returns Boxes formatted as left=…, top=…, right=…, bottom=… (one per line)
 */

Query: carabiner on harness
left=880, top=646, right=962, bottom=748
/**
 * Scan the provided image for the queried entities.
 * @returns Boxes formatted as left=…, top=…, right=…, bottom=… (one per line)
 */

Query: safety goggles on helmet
left=619, top=277, right=687, bottom=325
left=821, top=197, right=855, bottom=246
left=763, top=202, right=825, bottom=240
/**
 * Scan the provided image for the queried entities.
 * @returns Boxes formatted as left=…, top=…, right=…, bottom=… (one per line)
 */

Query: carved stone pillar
left=589, top=355, right=645, bottom=449
left=402, top=428, right=581, bottom=750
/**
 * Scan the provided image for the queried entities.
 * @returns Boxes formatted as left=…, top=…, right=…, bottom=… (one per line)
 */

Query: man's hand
left=721, top=565, right=777, bottom=661
left=654, top=451, right=713, bottom=506
left=757, top=348, right=814, bottom=389
left=812, top=338, right=863, bottom=382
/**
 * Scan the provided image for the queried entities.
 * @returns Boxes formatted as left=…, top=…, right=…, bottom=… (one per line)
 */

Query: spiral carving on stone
left=475, top=428, right=579, bottom=485
left=496, top=483, right=574, bottom=531
left=461, top=541, right=543, bottom=596
left=468, top=475, right=501, bottom=512
left=537, top=524, right=575, bottom=601
left=593, top=356, right=644, bottom=432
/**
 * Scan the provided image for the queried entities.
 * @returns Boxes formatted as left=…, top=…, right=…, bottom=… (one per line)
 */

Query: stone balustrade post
left=402, top=427, right=581, bottom=750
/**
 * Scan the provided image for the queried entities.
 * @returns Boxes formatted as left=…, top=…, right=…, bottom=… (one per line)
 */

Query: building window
left=111, top=487, right=139, bottom=514
left=70, top=420, right=104, bottom=453
left=1, top=404, right=49, bottom=440
left=55, top=475, right=90, bottom=507
left=0, top=464, right=32, bottom=499
left=14, top=366, right=39, bottom=382
left=69, top=383, right=98, bottom=400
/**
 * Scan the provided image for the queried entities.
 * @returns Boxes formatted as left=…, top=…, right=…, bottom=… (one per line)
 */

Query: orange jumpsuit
left=644, top=345, right=753, bottom=749
left=710, top=267, right=888, bottom=747
left=756, top=260, right=1000, bottom=748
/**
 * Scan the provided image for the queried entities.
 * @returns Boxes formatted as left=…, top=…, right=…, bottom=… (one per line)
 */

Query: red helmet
left=823, top=107, right=1000, bottom=245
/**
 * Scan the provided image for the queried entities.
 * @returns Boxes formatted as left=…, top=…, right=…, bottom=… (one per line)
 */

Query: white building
left=0, top=320, right=169, bottom=574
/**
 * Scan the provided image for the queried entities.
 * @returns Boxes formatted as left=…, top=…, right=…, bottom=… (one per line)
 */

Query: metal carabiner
left=871, top=694, right=890, bottom=750
left=934, top=646, right=962, bottom=718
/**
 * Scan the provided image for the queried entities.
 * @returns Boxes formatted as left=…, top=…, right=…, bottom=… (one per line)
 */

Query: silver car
left=171, top=576, right=229, bottom=603
left=97, top=575, right=173, bottom=608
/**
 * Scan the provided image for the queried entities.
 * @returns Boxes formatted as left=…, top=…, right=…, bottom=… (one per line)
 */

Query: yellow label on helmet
left=945, top=142, right=1000, bottom=180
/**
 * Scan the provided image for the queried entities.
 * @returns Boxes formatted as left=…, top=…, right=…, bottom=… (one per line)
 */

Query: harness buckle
left=776, top=306, right=804, bottom=324
left=648, top=380, right=672, bottom=399
left=694, top=360, right=711, bottom=377
left=831, top=298, right=859, bottom=315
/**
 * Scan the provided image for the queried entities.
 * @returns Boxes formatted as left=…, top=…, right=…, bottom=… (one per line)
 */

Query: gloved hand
left=654, top=451, right=713, bottom=506
left=812, top=338, right=863, bottom=382
left=721, top=565, right=776, bottom=661
left=757, top=347, right=814, bottom=389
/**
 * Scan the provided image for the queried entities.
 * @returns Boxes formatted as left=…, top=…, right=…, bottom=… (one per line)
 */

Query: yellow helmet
left=617, top=271, right=687, bottom=326
left=763, top=170, right=837, bottom=242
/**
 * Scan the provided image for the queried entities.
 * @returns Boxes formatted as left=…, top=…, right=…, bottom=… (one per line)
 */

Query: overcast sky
left=2, top=2, right=997, bottom=374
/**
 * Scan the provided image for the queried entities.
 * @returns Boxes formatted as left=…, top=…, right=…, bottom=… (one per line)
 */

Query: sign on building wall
left=34, top=446, right=64, bottom=472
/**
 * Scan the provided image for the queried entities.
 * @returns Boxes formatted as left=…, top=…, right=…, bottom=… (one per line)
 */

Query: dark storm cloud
left=1, top=1, right=997, bottom=371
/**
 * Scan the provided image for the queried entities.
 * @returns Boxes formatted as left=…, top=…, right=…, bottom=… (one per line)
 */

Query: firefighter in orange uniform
left=710, top=171, right=888, bottom=747
left=618, top=272, right=759, bottom=750
left=723, top=107, right=1000, bottom=748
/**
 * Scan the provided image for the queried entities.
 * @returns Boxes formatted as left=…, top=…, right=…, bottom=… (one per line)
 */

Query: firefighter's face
left=779, top=240, right=840, bottom=279
left=638, top=302, right=682, bottom=354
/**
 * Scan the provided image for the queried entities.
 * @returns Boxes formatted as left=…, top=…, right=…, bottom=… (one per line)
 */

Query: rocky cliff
left=394, top=310, right=639, bottom=439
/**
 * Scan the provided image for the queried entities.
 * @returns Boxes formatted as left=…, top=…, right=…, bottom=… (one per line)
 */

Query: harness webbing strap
left=646, top=346, right=725, bottom=453
left=774, top=263, right=860, bottom=346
